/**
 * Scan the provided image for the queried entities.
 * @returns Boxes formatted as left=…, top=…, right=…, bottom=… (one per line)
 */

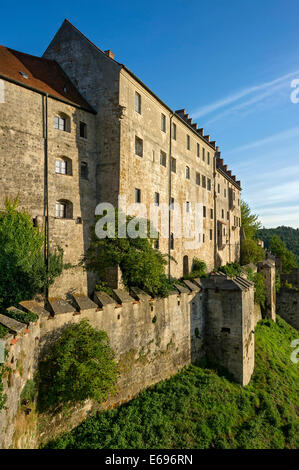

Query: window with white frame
left=54, top=115, right=69, bottom=132
left=56, top=159, right=67, bottom=174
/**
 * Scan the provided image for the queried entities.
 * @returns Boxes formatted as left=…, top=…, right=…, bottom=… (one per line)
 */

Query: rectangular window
left=203, top=206, right=206, bottom=218
left=170, top=197, right=174, bottom=210
left=196, top=172, right=200, bottom=186
left=202, top=175, right=206, bottom=188
left=154, top=192, right=160, bottom=206
left=218, top=184, right=220, bottom=193
left=203, top=233, right=205, bottom=243
left=161, top=113, right=166, bottom=132
left=79, top=122, right=87, bottom=138
left=56, top=202, right=66, bottom=218
left=171, top=157, right=176, bottom=173
left=222, top=209, right=224, bottom=219
left=227, top=211, right=229, bottom=220
left=210, top=208, right=213, bottom=219
left=135, top=188, right=141, bottom=203
left=186, top=201, right=190, bottom=213
left=135, top=92, right=141, bottom=114
left=135, top=136, right=143, bottom=157
left=198, top=233, right=201, bottom=242
left=154, top=239, right=159, bottom=249
left=202, top=148, right=205, bottom=161
left=238, top=198, right=240, bottom=206
left=207, top=152, right=210, bottom=164
left=224, top=188, right=227, bottom=197
left=54, top=115, right=66, bottom=131
left=197, top=143, right=200, bottom=158
left=210, top=229, right=213, bottom=240
left=56, top=159, right=66, bottom=174
left=207, top=178, right=211, bottom=191
left=172, top=123, right=176, bottom=140
left=160, top=150, right=167, bottom=167
left=186, top=134, right=190, bottom=150
left=186, top=166, right=190, bottom=179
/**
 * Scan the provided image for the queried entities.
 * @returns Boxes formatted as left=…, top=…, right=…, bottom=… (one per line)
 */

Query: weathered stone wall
left=43, top=20, right=242, bottom=285
left=0, top=277, right=255, bottom=448
left=281, top=268, right=299, bottom=289
left=0, top=79, right=98, bottom=296
left=258, top=259, right=276, bottom=321
left=202, top=274, right=255, bottom=386
left=0, top=285, right=205, bottom=448
left=277, top=288, right=299, bottom=330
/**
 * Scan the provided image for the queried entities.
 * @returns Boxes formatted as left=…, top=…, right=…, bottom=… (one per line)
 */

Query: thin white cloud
left=226, top=125, right=299, bottom=154
left=204, top=80, right=289, bottom=126
left=192, top=70, right=299, bottom=119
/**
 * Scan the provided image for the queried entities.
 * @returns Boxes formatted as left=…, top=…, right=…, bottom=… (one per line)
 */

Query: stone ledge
left=130, top=287, right=151, bottom=302
left=47, top=298, right=76, bottom=315
left=93, top=291, right=116, bottom=307
left=0, top=313, right=27, bottom=334
left=72, top=294, right=98, bottom=311
left=113, top=289, right=135, bottom=304
left=18, top=300, right=49, bottom=317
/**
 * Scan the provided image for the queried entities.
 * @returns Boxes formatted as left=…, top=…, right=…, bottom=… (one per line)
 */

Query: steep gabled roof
left=0, top=45, right=94, bottom=112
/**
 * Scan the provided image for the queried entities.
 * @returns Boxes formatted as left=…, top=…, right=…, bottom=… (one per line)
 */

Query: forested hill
left=258, top=226, right=299, bottom=262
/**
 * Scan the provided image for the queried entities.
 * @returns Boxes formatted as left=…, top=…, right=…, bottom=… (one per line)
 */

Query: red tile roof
left=0, top=46, right=94, bottom=112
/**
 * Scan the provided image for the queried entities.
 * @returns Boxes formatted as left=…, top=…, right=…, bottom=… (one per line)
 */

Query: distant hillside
left=258, top=226, right=299, bottom=263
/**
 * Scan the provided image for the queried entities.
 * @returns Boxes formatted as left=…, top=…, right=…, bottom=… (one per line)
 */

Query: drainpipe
left=43, top=94, right=49, bottom=300
left=168, top=112, right=174, bottom=279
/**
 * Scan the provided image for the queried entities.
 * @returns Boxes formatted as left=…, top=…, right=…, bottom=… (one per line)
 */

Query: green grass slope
left=45, top=317, right=299, bottom=449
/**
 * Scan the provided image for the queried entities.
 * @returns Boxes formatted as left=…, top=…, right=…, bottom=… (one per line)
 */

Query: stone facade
left=1, top=20, right=241, bottom=295
left=277, top=288, right=299, bottom=330
left=0, top=275, right=255, bottom=449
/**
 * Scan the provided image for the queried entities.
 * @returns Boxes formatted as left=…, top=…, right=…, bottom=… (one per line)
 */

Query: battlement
left=0, top=276, right=256, bottom=448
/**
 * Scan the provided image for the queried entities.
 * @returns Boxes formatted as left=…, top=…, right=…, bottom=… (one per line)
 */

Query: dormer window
left=19, top=71, right=28, bottom=79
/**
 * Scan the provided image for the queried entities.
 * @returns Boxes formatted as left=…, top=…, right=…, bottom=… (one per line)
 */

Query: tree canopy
left=0, top=197, right=63, bottom=309
left=241, top=201, right=262, bottom=239
left=84, top=210, right=174, bottom=297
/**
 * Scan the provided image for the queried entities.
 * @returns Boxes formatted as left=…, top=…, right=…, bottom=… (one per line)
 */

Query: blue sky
left=1, top=0, right=299, bottom=228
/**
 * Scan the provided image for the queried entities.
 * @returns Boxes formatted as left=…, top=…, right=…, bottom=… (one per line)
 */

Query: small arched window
left=56, top=157, right=72, bottom=175
left=80, top=161, right=88, bottom=180
left=54, top=113, right=70, bottom=132
left=55, top=200, right=73, bottom=219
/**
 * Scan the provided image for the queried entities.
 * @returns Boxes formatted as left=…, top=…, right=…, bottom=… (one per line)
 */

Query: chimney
left=105, top=50, right=115, bottom=60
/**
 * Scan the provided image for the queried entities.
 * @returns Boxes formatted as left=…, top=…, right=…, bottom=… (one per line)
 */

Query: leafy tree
left=84, top=210, right=174, bottom=297
left=183, top=258, right=208, bottom=280
left=0, top=197, right=63, bottom=309
left=218, top=262, right=242, bottom=278
left=257, top=226, right=299, bottom=264
left=241, top=201, right=262, bottom=239
left=269, top=235, right=298, bottom=274
left=37, top=320, right=118, bottom=411
left=240, top=239, right=265, bottom=265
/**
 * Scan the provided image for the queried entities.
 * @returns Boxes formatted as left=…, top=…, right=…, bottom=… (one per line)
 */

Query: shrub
left=37, top=320, right=118, bottom=411
left=218, top=262, right=241, bottom=278
left=241, top=239, right=265, bottom=265
left=0, top=324, right=8, bottom=338
left=5, top=309, right=38, bottom=324
left=252, top=272, right=267, bottom=307
left=84, top=210, right=174, bottom=298
left=0, top=198, right=63, bottom=310
left=20, top=379, right=36, bottom=404
left=183, top=258, right=208, bottom=280
left=269, top=235, right=298, bottom=274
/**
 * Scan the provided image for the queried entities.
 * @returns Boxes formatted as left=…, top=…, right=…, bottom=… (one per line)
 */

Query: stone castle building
left=0, top=19, right=241, bottom=297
